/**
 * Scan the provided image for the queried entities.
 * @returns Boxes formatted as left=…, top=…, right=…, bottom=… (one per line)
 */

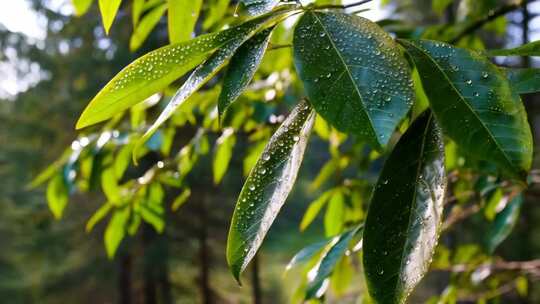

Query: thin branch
left=433, top=259, right=540, bottom=276
left=268, top=43, right=292, bottom=51
left=313, top=0, right=373, bottom=10
left=450, top=0, right=526, bottom=44
left=442, top=203, right=481, bottom=231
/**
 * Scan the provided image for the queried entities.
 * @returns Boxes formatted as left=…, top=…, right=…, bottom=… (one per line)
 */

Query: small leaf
left=132, top=0, right=145, bottom=27
left=324, top=189, right=345, bottom=237
left=202, top=0, right=230, bottom=30
left=140, top=205, right=165, bottom=233
left=505, top=68, right=540, bottom=94
left=86, top=203, right=113, bottom=232
left=400, top=39, right=532, bottom=180
left=72, top=0, right=93, bottom=16
left=485, top=40, right=540, bottom=56
left=363, top=111, right=446, bottom=304
left=98, top=0, right=122, bottom=34
left=129, top=3, right=167, bottom=51
left=105, top=207, right=130, bottom=258
left=213, top=128, right=236, bottom=184
left=485, top=194, right=523, bottom=253
left=227, top=100, right=315, bottom=282
left=168, top=0, right=202, bottom=43
left=293, top=11, right=414, bottom=148
left=300, top=190, right=333, bottom=231
left=218, top=28, right=273, bottom=117
left=171, top=188, right=191, bottom=211
left=239, top=0, right=279, bottom=16
left=286, top=240, right=328, bottom=271
left=47, top=174, right=69, bottom=220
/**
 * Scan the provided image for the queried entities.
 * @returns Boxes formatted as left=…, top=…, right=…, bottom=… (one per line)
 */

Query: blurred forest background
left=1, top=0, right=540, bottom=303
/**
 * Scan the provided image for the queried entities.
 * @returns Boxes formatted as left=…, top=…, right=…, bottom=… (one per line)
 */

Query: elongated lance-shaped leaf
left=363, top=111, right=446, bottom=304
left=168, top=0, right=202, bottom=43
left=218, top=28, right=273, bottom=117
left=293, top=11, right=414, bottom=148
left=400, top=39, right=532, bottom=180
left=239, top=0, right=279, bottom=16
left=485, top=193, right=523, bottom=253
left=227, top=100, right=315, bottom=282
left=129, top=3, right=167, bottom=51
left=98, top=0, right=122, bottom=34
left=505, top=68, right=540, bottom=95
left=137, top=9, right=295, bottom=146
left=485, top=40, right=540, bottom=57
left=76, top=9, right=292, bottom=130
left=72, top=0, right=93, bottom=16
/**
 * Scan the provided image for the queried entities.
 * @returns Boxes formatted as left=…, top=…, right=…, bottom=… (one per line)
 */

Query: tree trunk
left=118, top=252, right=132, bottom=304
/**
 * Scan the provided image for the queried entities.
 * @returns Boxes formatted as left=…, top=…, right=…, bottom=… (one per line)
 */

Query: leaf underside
left=363, top=111, right=446, bottom=304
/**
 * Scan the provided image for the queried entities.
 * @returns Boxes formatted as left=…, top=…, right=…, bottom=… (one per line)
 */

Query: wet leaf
left=227, top=100, right=315, bottom=282
left=129, top=3, right=167, bottom=51
left=485, top=194, right=523, bottom=253
left=168, top=0, right=202, bottom=43
left=505, top=68, right=540, bottom=94
left=363, top=111, right=446, bottom=304
left=218, top=28, right=273, bottom=117
left=293, top=11, right=414, bottom=148
left=98, top=0, right=122, bottom=34
left=47, top=174, right=69, bottom=220
left=485, top=40, right=540, bottom=56
left=72, top=0, right=93, bottom=16
left=240, top=0, right=279, bottom=16
left=400, top=39, right=532, bottom=180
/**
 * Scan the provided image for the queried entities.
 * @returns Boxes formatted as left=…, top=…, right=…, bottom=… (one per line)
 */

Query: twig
left=433, top=259, right=540, bottom=276
left=268, top=43, right=292, bottom=51
left=313, top=0, right=373, bottom=10
left=442, top=203, right=481, bottom=231
left=450, top=0, right=525, bottom=44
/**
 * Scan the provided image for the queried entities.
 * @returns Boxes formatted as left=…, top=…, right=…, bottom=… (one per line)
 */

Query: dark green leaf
left=505, top=68, right=540, bottom=94
left=98, top=0, right=122, bottom=34
left=485, top=194, right=523, bottom=253
left=227, top=100, right=315, bottom=282
left=129, top=3, right=167, bottom=51
left=363, top=111, right=446, bottom=304
left=218, top=28, right=273, bottom=117
left=293, top=11, right=414, bottom=148
left=485, top=40, right=540, bottom=56
left=400, top=39, right=532, bottom=180
left=46, top=174, right=69, bottom=220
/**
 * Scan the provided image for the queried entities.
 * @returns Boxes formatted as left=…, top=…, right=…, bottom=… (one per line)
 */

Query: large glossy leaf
left=505, top=68, right=540, bottom=94
left=363, top=111, right=446, bottom=304
left=485, top=194, right=523, bottom=253
left=293, top=11, right=414, bottom=148
left=168, top=0, right=202, bottom=43
left=98, top=0, right=122, bottom=34
left=400, top=39, right=532, bottom=180
left=227, top=100, right=315, bottom=281
left=129, top=3, right=167, bottom=51
left=485, top=41, right=540, bottom=56
left=240, top=0, right=279, bottom=16
left=77, top=9, right=290, bottom=129
left=218, top=28, right=273, bottom=117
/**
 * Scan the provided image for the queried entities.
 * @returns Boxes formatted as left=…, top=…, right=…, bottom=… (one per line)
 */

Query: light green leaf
left=140, top=205, right=165, bottom=233
left=28, top=148, right=71, bottom=189
left=300, top=190, right=333, bottom=231
left=132, top=0, right=145, bottom=27
left=98, top=0, right=122, bottom=34
left=243, top=141, right=266, bottom=176
left=101, top=166, right=121, bottom=203
left=130, top=3, right=167, bottom=51
left=485, top=194, right=523, bottom=253
left=324, top=189, right=345, bottom=237
left=72, top=0, right=93, bottom=16
left=105, top=207, right=130, bottom=258
left=227, top=100, right=315, bottom=282
left=171, top=188, right=191, bottom=211
left=47, top=174, right=69, bottom=220
left=432, top=0, right=453, bottom=15
left=202, top=0, right=230, bottom=30
left=218, top=27, right=273, bottom=117
left=293, top=11, right=414, bottom=148
left=168, top=0, right=202, bottom=43
left=505, top=68, right=540, bottom=95
left=363, top=111, right=446, bottom=304
left=213, top=128, right=236, bottom=184
left=86, top=203, right=113, bottom=232
left=400, top=39, right=532, bottom=180
left=485, top=40, right=540, bottom=57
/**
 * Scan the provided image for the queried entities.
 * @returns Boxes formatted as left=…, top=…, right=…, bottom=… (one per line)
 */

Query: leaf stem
left=311, top=0, right=373, bottom=10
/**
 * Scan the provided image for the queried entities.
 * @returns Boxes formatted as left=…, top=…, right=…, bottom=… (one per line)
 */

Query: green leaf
left=239, top=0, right=279, bottom=16
left=129, top=3, right=167, bottom=51
left=485, top=40, right=540, bottom=56
left=218, top=28, right=273, bottom=117
left=137, top=8, right=294, bottom=146
left=86, top=203, right=113, bottom=232
left=72, top=0, right=93, bottom=16
left=77, top=11, right=287, bottom=129
left=432, top=0, right=453, bottom=15
left=47, top=174, right=69, bottom=220
left=28, top=148, right=72, bottom=189
left=227, top=100, right=315, bottom=282
left=98, top=0, right=122, bottom=34
left=171, top=188, right=191, bottom=211
left=105, top=207, right=130, bottom=258
left=132, top=0, right=145, bottom=27
left=324, top=189, right=345, bottom=237
left=400, top=39, right=532, bottom=180
left=202, top=0, right=230, bottom=30
left=505, top=68, right=540, bottom=95
left=300, top=189, right=333, bottom=231
left=305, top=227, right=360, bottom=299
left=213, top=128, right=236, bottom=184
left=168, top=0, right=202, bottom=43
left=286, top=240, right=328, bottom=271
left=140, top=205, right=165, bottom=233
left=293, top=11, right=414, bottom=148
left=363, top=111, right=446, bottom=304
left=101, top=166, right=121, bottom=203
left=485, top=194, right=523, bottom=253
